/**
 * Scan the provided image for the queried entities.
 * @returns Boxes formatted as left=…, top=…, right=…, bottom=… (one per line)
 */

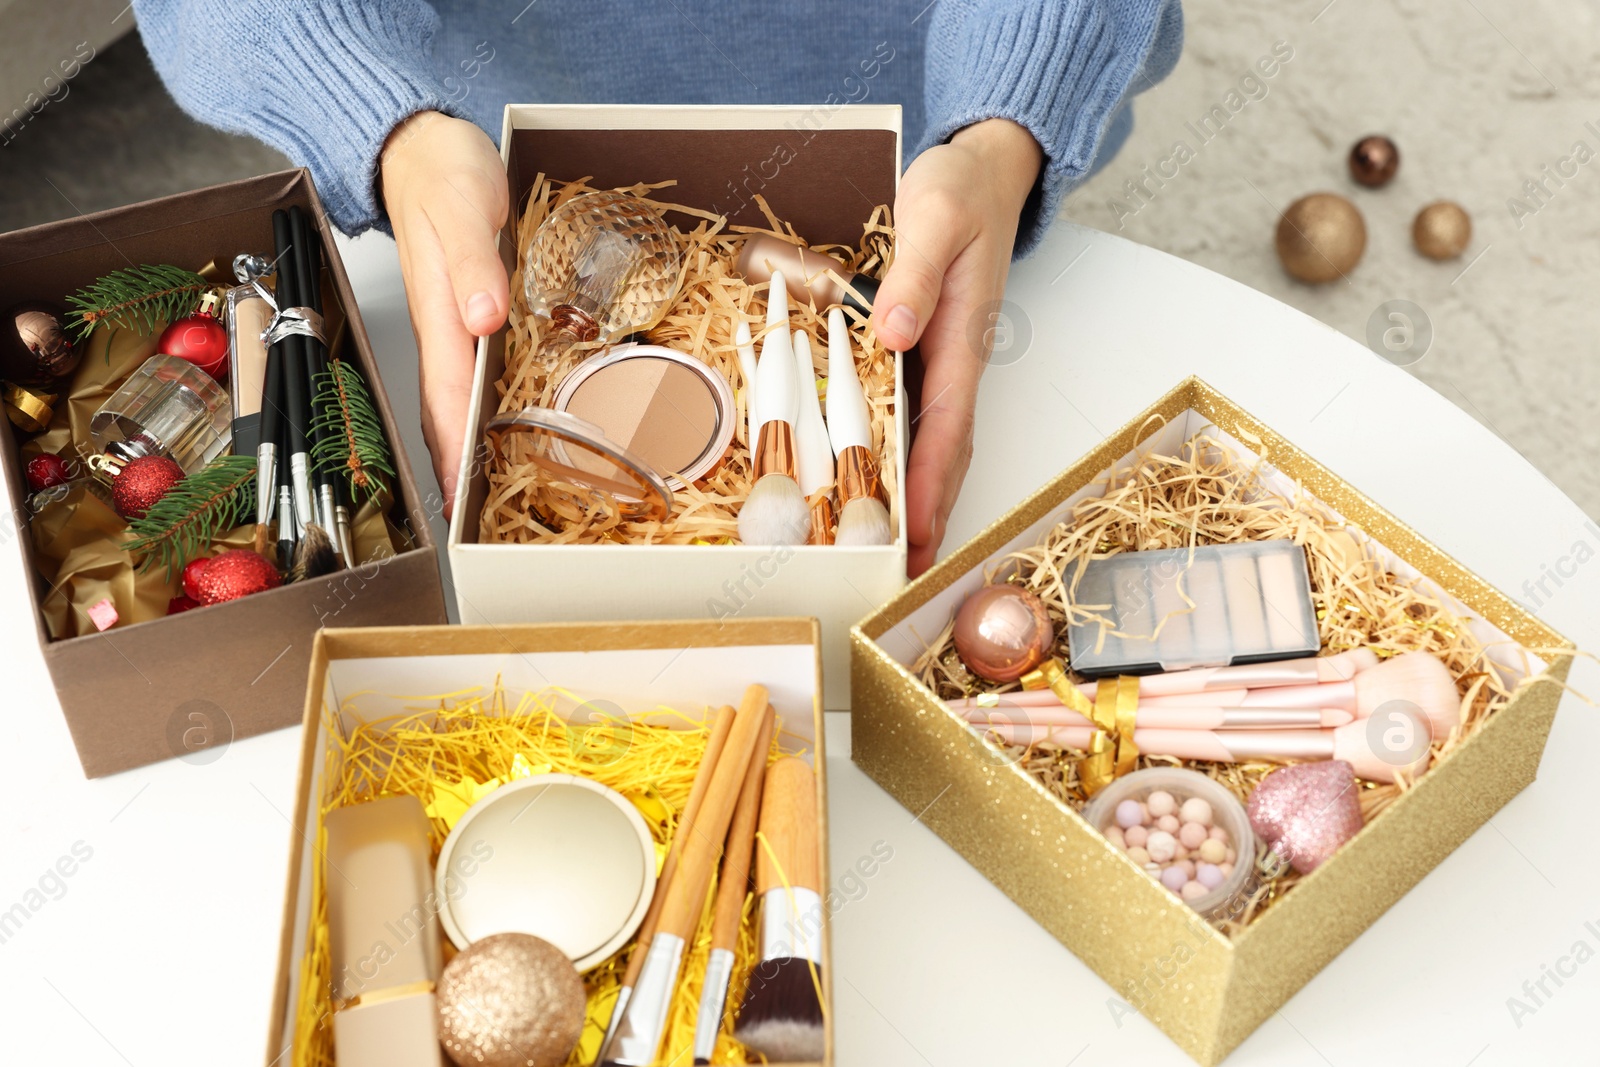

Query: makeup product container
left=225, top=282, right=272, bottom=455
left=434, top=774, right=657, bottom=969
left=849, top=376, right=1572, bottom=1065
left=450, top=105, right=908, bottom=707
left=1081, top=767, right=1256, bottom=923
left=1068, top=540, right=1319, bottom=676
left=268, top=619, right=832, bottom=1067
left=88, top=353, right=232, bottom=474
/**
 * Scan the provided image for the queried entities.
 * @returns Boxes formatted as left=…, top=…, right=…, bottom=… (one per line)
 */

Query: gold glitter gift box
left=849, top=377, right=1573, bottom=1066
left=265, top=619, right=833, bottom=1067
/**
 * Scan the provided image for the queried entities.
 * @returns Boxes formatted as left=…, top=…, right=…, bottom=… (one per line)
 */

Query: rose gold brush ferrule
left=753, top=420, right=797, bottom=480
left=834, top=444, right=883, bottom=506
left=807, top=490, right=836, bottom=545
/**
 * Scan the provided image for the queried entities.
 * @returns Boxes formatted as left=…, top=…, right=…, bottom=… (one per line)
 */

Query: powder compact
left=434, top=774, right=657, bottom=971
left=486, top=343, right=734, bottom=523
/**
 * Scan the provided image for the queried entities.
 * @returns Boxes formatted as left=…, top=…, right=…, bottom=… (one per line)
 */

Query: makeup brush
left=734, top=319, right=759, bottom=447
left=1131, top=652, right=1460, bottom=740
left=272, top=210, right=315, bottom=546
left=984, top=720, right=1430, bottom=783
left=692, top=707, right=775, bottom=1065
left=959, top=702, right=1354, bottom=731
left=603, top=685, right=770, bottom=1067
left=733, top=757, right=825, bottom=1061
left=791, top=330, right=836, bottom=545
left=297, top=215, right=356, bottom=567
left=737, top=272, right=810, bottom=546
left=826, top=308, right=891, bottom=546
left=993, top=648, right=1382, bottom=711
left=600, top=705, right=737, bottom=1058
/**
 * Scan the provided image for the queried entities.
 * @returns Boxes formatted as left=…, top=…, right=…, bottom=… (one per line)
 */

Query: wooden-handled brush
left=602, top=685, right=770, bottom=1067
left=599, top=704, right=736, bottom=1057
left=733, top=757, right=825, bottom=1061
left=691, top=708, right=775, bottom=1064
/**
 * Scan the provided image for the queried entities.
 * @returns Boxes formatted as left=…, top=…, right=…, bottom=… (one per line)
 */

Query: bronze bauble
left=2, top=302, right=83, bottom=389
left=1412, top=201, right=1471, bottom=260
left=953, top=584, right=1055, bottom=684
left=1348, top=135, right=1400, bottom=188
left=437, top=933, right=585, bottom=1067
left=1274, top=193, right=1366, bottom=284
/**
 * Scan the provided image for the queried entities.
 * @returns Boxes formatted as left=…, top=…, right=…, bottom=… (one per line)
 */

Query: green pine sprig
left=122, top=454, right=258, bottom=580
left=64, top=263, right=209, bottom=340
left=312, top=357, right=395, bottom=504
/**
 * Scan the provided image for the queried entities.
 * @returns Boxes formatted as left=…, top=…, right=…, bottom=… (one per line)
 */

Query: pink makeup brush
left=979, top=648, right=1379, bottom=708
left=958, top=703, right=1353, bottom=731
left=1134, top=652, right=1461, bottom=741
left=978, top=721, right=1430, bottom=784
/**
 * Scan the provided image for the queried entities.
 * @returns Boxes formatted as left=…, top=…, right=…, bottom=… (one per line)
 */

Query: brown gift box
left=266, top=619, right=834, bottom=1067
left=849, top=377, right=1573, bottom=1065
left=0, top=170, right=447, bottom=778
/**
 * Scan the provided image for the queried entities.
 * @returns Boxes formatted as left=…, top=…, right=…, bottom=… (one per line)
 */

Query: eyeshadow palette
left=1067, top=539, right=1319, bottom=676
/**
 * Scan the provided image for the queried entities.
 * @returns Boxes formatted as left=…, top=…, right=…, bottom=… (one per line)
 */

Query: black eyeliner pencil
left=273, top=210, right=315, bottom=545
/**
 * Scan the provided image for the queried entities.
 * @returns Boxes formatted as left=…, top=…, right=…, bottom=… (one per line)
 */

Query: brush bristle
left=834, top=495, right=891, bottom=546
left=1356, top=652, right=1460, bottom=739
left=738, top=474, right=811, bottom=546
left=288, top=523, right=339, bottom=582
left=734, top=957, right=825, bottom=1062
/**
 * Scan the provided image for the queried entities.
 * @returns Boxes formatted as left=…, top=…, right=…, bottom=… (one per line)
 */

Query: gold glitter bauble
left=1274, top=193, right=1366, bottom=284
left=1412, top=200, right=1471, bottom=260
left=436, top=933, right=585, bottom=1067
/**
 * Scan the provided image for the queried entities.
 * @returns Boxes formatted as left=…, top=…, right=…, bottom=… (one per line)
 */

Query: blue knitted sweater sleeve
left=920, top=0, right=1184, bottom=255
left=130, top=1, right=465, bottom=234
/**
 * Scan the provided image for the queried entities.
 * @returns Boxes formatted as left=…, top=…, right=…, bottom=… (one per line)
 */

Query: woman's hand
left=872, top=118, right=1043, bottom=577
left=380, top=110, right=510, bottom=520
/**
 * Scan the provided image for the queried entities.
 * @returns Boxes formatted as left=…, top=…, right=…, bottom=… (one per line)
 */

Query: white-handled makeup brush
left=734, top=319, right=759, bottom=448
left=826, top=307, right=891, bottom=546
left=791, top=330, right=836, bottom=545
left=982, top=720, right=1430, bottom=784
left=737, top=272, right=811, bottom=546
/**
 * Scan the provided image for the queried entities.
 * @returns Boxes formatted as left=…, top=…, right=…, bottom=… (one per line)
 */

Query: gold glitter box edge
left=266, top=618, right=833, bottom=1067
left=849, top=375, right=1573, bottom=1066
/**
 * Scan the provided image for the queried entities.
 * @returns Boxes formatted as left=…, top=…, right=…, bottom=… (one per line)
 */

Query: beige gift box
left=266, top=618, right=833, bottom=1066
left=447, top=104, right=910, bottom=709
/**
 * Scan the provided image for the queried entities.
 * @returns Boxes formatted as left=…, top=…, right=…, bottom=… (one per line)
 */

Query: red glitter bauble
left=112, top=455, right=184, bottom=520
left=25, top=454, right=71, bottom=491
left=181, top=557, right=210, bottom=601
left=157, top=309, right=229, bottom=380
left=167, top=594, right=201, bottom=615
left=194, top=549, right=281, bottom=605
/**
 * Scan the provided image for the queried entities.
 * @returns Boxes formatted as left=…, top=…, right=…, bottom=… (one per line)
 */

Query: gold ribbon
left=4, top=382, right=57, bottom=434
left=1021, top=660, right=1140, bottom=796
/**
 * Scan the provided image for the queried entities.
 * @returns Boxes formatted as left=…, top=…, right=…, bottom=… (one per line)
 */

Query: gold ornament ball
left=1275, top=193, right=1367, bottom=284
left=1412, top=201, right=1471, bottom=260
left=436, top=933, right=585, bottom=1067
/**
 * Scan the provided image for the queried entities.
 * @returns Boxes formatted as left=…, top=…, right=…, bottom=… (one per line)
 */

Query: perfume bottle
left=89, top=354, right=232, bottom=474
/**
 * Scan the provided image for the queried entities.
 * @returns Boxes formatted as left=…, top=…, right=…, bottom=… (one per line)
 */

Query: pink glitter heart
left=1246, top=760, right=1364, bottom=874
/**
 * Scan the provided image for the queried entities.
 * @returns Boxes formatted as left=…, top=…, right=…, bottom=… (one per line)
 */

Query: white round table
left=5, top=223, right=1594, bottom=1066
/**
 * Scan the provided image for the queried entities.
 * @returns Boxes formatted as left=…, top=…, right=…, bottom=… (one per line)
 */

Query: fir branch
left=123, top=454, right=258, bottom=580
left=311, top=358, right=395, bottom=503
left=64, top=263, right=209, bottom=340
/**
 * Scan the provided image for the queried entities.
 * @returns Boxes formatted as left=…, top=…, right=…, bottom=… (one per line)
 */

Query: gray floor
left=4, top=11, right=1596, bottom=521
